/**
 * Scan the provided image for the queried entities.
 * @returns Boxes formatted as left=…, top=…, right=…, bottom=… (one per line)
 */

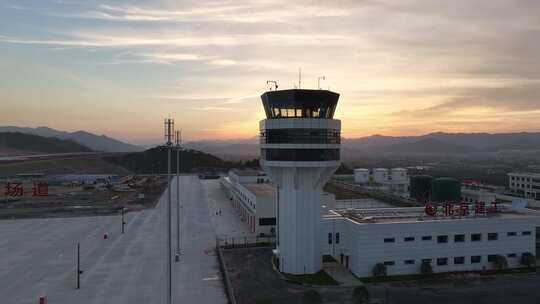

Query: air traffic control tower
left=259, top=89, right=341, bottom=274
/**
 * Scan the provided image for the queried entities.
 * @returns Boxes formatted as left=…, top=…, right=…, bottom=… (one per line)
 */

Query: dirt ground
left=0, top=176, right=167, bottom=219
left=222, top=248, right=358, bottom=304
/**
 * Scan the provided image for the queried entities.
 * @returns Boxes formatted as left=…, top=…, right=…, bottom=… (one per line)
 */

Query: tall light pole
left=175, top=130, right=182, bottom=261
left=164, top=118, right=174, bottom=304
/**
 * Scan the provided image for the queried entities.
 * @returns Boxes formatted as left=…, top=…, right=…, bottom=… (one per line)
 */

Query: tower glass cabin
left=259, top=89, right=341, bottom=274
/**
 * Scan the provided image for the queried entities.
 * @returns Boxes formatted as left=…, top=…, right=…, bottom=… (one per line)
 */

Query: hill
left=0, top=126, right=143, bottom=152
left=0, top=132, right=93, bottom=155
left=103, top=146, right=240, bottom=174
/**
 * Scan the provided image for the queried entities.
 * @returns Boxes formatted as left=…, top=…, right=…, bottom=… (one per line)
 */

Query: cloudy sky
left=1, top=0, right=539, bottom=144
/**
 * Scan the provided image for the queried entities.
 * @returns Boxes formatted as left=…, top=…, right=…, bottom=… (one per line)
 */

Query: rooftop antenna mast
left=266, top=80, right=278, bottom=91
left=317, top=76, right=325, bottom=90
left=298, top=68, right=302, bottom=89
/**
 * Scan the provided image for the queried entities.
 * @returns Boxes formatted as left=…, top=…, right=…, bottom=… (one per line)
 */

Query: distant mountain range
left=182, top=132, right=540, bottom=160
left=0, top=126, right=144, bottom=153
left=0, top=132, right=93, bottom=155
left=3, top=125, right=539, bottom=160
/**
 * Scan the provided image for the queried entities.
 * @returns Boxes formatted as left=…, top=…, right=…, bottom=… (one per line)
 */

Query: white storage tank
left=373, top=168, right=389, bottom=183
left=391, top=168, right=407, bottom=182
left=354, top=168, right=369, bottom=184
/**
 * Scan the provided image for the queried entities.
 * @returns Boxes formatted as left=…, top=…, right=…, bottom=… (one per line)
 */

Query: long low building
left=321, top=204, right=540, bottom=278
left=220, top=170, right=276, bottom=236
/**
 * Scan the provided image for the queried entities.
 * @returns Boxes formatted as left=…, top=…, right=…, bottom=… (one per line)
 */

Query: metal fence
left=218, top=236, right=276, bottom=250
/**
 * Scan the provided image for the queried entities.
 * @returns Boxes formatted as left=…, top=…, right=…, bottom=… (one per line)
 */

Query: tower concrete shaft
left=259, top=89, right=341, bottom=275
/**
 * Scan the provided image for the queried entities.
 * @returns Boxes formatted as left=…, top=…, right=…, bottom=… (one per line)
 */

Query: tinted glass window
left=471, top=233, right=482, bottom=241
left=437, top=258, right=448, bottom=266
left=437, top=235, right=448, bottom=243
left=261, top=129, right=341, bottom=144
left=488, top=233, right=498, bottom=241
left=261, top=149, right=340, bottom=161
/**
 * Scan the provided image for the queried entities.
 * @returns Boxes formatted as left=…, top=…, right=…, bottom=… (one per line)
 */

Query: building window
left=454, top=234, right=465, bottom=242
left=471, top=256, right=481, bottom=263
left=404, top=260, right=415, bottom=265
left=328, top=233, right=332, bottom=244
left=488, top=233, right=498, bottom=241
left=384, top=238, right=395, bottom=243
left=421, top=236, right=432, bottom=241
left=437, top=235, right=448, bottom=243
left=488, top=255, right=497, bottom=262
left=383, top=261, right=395, bottom=266
left=454, top=257, right=465, bottom=265
left=522, top=231, right=532, bottom=236
left=422, top=258, right=432, bottom=263
left=507, top=232, right=517, bottom=236
left=471, top=233, right=482, bottom=242
left=437, top=258, right=448, bottom=266
left=404, top=237, right=415, bottom=242
left=335, top=232, right=340, bottom=244
left=507, top=253, right=517, bottom=258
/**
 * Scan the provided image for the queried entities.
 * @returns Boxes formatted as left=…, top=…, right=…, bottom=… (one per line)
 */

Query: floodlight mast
left=163, top=118, right=174, bottom=304
left=175, top=130, right=182, bottom=260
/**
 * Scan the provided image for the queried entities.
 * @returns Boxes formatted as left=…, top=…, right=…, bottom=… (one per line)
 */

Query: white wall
left=322, top=215, right=540, bottom=278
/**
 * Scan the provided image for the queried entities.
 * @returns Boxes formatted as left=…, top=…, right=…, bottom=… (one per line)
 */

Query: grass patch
left=284, top=270, right=339, bottom=286
left=359, top=267, right=540, bottom=284
left=322, top=255, right=337, bottom=263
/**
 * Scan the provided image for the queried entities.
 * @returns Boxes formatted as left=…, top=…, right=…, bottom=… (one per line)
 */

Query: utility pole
left=76, top=242, right=81, bottom=289
left=175, top=130, right=182, bottom=262
left=164, top=118, right=174, bottom=304
left=121, top=207, right=126, bottom=234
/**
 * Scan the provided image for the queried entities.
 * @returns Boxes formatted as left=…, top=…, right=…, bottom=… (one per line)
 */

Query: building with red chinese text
left=320, top=203, right=540, bottom=277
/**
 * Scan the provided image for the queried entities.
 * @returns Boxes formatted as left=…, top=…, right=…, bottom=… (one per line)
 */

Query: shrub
left=420, top=260, right=433, bottom=275
left=352, top=286, right=370, bottom=304
left=372, top=263, right=387, bottom=277
left=521, top=252, right=536, bottom=268
left=301, top=289, right=322, bottom=304
left=494, top=255, right=508, bottom=270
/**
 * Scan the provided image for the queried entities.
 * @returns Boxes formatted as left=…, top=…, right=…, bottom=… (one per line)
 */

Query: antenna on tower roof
left=298, top=68, right=302, bottom=89
left=266, top=80, right=278, bottom=91
left=318, top=75, right=325, bottom=89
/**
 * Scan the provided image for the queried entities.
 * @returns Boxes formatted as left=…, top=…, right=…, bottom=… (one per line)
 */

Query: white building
left=353, top=169, right=369, bottom=184
left=353, top=168, right=409, bottom=194
left=509, top=172, right=540, bottom=200
left=321, top=205, right=540, bottom=277
left=220, top=170, right=276, bottom=236
left=461, top=188, right=497, bottom=204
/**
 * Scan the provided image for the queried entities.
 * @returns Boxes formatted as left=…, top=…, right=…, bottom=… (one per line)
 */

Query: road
left=0, top=175, right=228, bottom=304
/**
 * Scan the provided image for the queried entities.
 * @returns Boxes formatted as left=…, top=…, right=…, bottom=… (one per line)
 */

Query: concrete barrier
left=215, top=238, right=237, bottom=304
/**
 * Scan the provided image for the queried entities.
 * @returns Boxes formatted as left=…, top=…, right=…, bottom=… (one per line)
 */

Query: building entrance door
left=345, top=256, right=349, bottom=269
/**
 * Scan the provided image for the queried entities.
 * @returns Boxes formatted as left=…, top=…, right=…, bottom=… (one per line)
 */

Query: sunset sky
left=1, top=0, right=540, bottom=144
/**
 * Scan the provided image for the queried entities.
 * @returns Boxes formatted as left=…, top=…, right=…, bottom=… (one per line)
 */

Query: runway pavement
left=0, top=175, right=228, bottom=304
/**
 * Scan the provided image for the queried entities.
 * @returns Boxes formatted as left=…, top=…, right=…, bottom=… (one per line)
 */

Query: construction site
left=0, top=174, right=167, bottom=219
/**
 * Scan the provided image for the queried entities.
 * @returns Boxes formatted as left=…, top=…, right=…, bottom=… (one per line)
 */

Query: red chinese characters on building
left=32, top=182, right=49, bottom=197
left=474, top=202, right=486, bottom=215
left=4, top=181, right=49, bottom=198
left=5, top=182, right=24, bottom=197
left=425, top=201, right=500, bottom=217
left=424, top=203, right=437, bottom=216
